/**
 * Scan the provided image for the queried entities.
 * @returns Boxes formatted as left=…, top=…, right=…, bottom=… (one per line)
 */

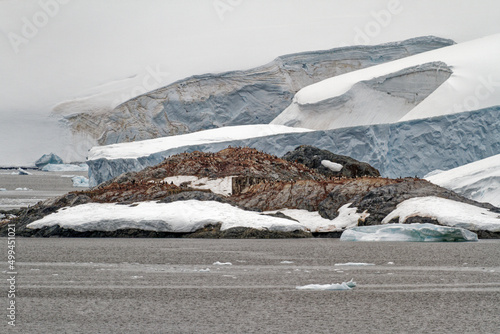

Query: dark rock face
left=21, top=223, right=310, bottom=239
left=35, top=153, right=63, bottom=168
left=282, top=145, right=380, bottom=178
left=318, top=178, right=500, bottom=224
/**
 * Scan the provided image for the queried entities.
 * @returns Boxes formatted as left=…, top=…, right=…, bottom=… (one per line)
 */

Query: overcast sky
left=0, top=0, right=499, bottom=165
left=1, top=0, right=499, bottom=112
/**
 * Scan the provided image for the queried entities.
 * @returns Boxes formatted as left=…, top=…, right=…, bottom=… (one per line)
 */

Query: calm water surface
left=1, top=238, right=499, bottom=333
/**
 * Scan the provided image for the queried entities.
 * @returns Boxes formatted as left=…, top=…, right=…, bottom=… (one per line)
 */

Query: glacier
left=66, top=37, right=453, bottom=147
left=88, top=106, right=500, bottom=185
left=425, top=154, right=500, bottom=207
left=340, top=223, right=478, bottom=242
left=272, top=34, right=500, bottom=130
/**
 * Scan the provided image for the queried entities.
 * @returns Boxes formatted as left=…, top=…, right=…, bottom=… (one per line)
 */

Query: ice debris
left=296, top=279, right=356, bottom=291
left=340, top=223, right=478, bottom=242
left=72, top=176, right=90, bottom=187
left=212, top=261, right=232, bottom=266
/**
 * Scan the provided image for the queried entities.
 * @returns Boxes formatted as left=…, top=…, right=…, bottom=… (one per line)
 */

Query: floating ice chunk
left=296, top=279, right=356, bottom=291
left=15, top=187, right=31, bottom=191
left=17, top=168, right=32, bottom=175
left=72, top=176, right=89, bottom=187
left=321, top=160, right=343, bottom=172
left=35, top=153, right=63, bottom=168
left=212, top=261, right=232, bottom=266
left=199, top=268, right=210, bottom=272
left=42, top=163, right=88, bottom=172
left=340, top=223, right=478, bottom=242
left=334, top=262, right=375, bottom=266
left=0, top=188, right=6, bottom=191
left=280, top=261, right=294, bottom=264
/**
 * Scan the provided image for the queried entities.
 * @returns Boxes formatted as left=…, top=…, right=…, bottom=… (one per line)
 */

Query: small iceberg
left=72, top=176, right=89, bottom=188
left=42, top=163, right=88, bottom=172
left=17, top=168, right=32, bottom=175
left=212, top=261, right=232, bottom=266
left=35, top=153, right=63, bottom=168
left=334, top=262, right=375, bottom=266
left=340, top=223, right=478, bottom=242
left=296, top=279, right=356, bottom=291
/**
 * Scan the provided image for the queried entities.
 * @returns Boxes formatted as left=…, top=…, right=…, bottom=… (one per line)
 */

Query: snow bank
left=296, top=279, right=356, bottom=291
left=341, top=223, right=478, bottom=242
left=425, top=154, right=500, bottom=207
left=265, top=204, right=366, bottom=233
left=42, top=164, right=88, bottom=172
left=321, top=160, right=343, bottom=172
left=26, top=200, right=306, bottom=233
left=88, top=124, right=312, bottom=161
left=162, top=175, right=233, bottom=196
left=272, top=34, right=500, bottom=130
left=382, top=197, right=500, bottom=233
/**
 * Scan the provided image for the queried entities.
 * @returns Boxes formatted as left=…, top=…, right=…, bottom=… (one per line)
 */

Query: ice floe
left=296, top=279, right=356, bottom=291
left=340, top=223, right=478, bottom=242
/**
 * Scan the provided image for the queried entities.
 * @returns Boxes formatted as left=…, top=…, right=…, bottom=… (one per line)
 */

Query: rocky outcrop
left=5, top=147, right=500, bottom=239
left=63, top=37, right=454, bottom=146
left=88, top=107, right=500, bottom=185
left=318, top=178, right=500, bottom=224
left=282, top=145, right=380, bottom=178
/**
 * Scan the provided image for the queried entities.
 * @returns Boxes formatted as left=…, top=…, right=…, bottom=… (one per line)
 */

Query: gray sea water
left=1, top=238, right=499, bottom=333
left=0, top=170, right=88, bottom=210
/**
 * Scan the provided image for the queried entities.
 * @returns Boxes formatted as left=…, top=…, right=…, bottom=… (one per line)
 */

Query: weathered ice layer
left=87, top=107, right=500, bottom=186
left=66, top=37, right=453, bottom=146
left=271, top=62, right=452, bottom=129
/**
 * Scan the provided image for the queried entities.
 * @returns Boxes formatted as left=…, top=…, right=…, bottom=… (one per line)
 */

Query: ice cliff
left=65, top=36, right=453, bottom=146
left=88, top=106, right=500, bottom=186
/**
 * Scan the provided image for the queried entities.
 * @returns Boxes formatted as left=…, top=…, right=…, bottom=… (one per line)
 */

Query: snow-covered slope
left=88, top=107, right=500, bottom=185
left=85, top=37, right=452, bottom=146
left=382, top=197, right=500, bottom=234
left=272, top=34, right=500, bottom=130
left=425, top=155, right=500, bottom=207
left=88, top=124, right=312, bottom=161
